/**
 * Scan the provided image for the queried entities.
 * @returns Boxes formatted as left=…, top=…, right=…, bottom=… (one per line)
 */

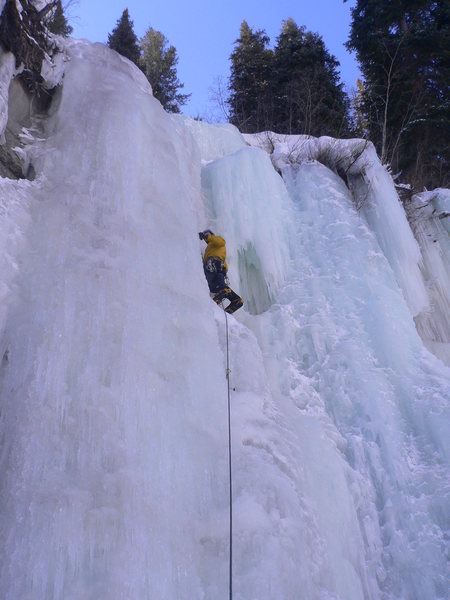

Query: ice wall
left=0, top=41, right=231, bottom=599
left=0, top=39, right=449, bottom=600
left=0, top=50, right=15, bottom=142
left=245, top=133, right=430, bottom=319
left=201, top=147, right=292, bottom=314
left=244, top=131, right=450, bottom=368
left=193, top=128, right=450, bottom=598
left=191, top=125, right=449, bottom=598
left=174, top=116, right=247, bottom=162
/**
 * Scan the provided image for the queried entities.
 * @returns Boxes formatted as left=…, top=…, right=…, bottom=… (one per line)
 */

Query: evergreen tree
left=140, top=27, right=190, bottom=113
left=228, top=21, right=273, bottom=132
left=227, top=18, right=350, bottom=136
left=46, top=1, right=72, bottom=37
left=350, top=78, right=370, bottom=137
left=272, top=18, right=350, bottom=136
left=107, top=8, right=141, bottom=67
left=346, top=0, right=450, bottom=189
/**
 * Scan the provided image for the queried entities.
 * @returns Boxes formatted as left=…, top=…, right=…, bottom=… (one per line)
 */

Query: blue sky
left=69, top=0, right=360, bottom=119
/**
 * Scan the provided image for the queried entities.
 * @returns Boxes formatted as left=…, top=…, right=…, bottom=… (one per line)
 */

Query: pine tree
left=140, top=27, right=190, bottom=113
left=350, top=79, right=370, bottom=137
left=107, top=8, right=141, bottom=67
left=228, top=21, right=273, bottom=132
left=346, top=0, right=450, bottom=189
left=227, top=19, right=351, bottom=136
left=272, top=18, right=350, bottom=136
left=46, top=1, right=72, bottom=37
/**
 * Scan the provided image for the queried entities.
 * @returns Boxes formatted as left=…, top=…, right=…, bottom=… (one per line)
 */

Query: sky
left=68, top=0, right=361, bottom=120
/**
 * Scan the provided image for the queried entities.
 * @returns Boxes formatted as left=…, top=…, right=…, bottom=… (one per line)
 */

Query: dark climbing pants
left=204, top=257, right=244, bottom=314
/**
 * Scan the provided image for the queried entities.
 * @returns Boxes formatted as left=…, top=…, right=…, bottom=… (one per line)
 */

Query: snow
left=0, top=39, right=449, bottom=599
left=30, top=0, right=50, bottom=11
left=40, top=41, right=67, bottom=89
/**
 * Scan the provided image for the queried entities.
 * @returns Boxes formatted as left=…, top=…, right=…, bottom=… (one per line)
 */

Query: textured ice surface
left=0, top=50, right=15, bottom=141
left=174, top=115, right=246, bottom=162
left=202, top=153, right=450, bottom=599
left=0, top=40, right=449, bottom=599
left=245, top=132, right=430, bottom=318
left=201, top=147, right=292, bottom=314
left=0, top=40, right=229, bottom=599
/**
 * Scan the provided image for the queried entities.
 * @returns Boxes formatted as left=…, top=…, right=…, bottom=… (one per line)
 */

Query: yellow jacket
left=203, top=235, right=228, bottom=271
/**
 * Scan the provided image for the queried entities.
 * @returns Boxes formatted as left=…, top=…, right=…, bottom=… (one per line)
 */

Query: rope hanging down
left=223, top=304, right=233, bottom=600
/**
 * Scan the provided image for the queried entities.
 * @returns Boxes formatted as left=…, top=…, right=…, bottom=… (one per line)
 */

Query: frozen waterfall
left=0, top=40, right=449, bottom=600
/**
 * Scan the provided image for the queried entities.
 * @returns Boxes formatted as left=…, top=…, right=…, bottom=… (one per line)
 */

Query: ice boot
left=225, top=296, right=244, bottom=314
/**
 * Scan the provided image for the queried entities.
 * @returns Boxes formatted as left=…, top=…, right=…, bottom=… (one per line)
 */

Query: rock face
left=1, top=0, right=54, bottom=97
left=0, top=0, right=64, bottom=178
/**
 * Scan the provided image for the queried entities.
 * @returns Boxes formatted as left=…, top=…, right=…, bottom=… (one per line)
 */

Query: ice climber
left=199, top=230, right=244, bottom=314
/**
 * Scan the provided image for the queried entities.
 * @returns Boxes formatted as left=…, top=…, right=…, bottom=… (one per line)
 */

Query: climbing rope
left=222, top=303, right=233, bottom=600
